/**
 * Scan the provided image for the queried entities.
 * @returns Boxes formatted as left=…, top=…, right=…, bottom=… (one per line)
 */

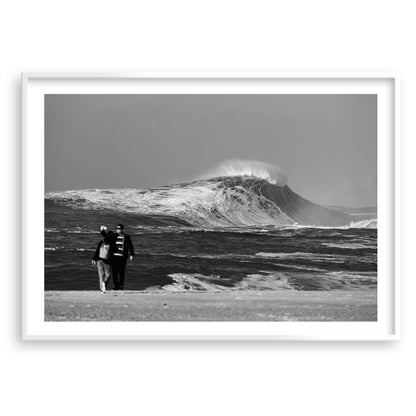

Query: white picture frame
left=22, top=72, right=400, bottom=340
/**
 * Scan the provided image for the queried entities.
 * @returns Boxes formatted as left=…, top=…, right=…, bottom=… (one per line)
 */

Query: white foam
left=235, top=272, right=295, bottom=291
left=348, top=218, right=377, bottom=228
left=165, top=273, right=227, bottom=292
left=322, top=243, right=377, bottom=250
left=255, top=252, right=352, bottom=263
left=256, top=251, right=335, bottom=259
left=198, top=159, right=287, bottom=186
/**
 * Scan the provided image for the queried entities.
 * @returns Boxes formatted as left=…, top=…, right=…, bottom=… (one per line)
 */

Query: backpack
left=99, top=242, right=110, bottom=260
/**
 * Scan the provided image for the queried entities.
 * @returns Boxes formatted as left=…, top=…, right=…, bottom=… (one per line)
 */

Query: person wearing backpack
left=91, top=236, right=113, bottom=293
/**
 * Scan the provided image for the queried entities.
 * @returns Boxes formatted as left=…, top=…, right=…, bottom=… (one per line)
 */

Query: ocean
left=45, top=176, right=377, bottom=292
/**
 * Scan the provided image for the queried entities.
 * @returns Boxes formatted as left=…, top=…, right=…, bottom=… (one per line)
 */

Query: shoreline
left=45, top=290, right=377, bottom=322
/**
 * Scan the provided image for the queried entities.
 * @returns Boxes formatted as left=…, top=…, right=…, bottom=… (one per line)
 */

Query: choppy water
left=45, top=200, right=377, bottom=292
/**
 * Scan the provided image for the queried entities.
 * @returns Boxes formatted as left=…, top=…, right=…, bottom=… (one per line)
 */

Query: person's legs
left=97, top=260, right=106, bottom=292
left=111, top=258, right=120, bottom=289
left=103, top=262, right=112, bottom=290
left=118, top=259, right=127, bottom=289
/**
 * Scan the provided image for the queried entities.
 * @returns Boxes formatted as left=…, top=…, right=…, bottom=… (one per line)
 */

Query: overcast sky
left=45, top=94, right=376, bottom=207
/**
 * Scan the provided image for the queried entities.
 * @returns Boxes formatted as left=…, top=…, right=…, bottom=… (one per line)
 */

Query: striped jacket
left=100, top=230, right=134, bottom=260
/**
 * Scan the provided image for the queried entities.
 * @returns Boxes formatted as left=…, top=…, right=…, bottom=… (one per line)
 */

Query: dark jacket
left=92, top=239, right=113, bottom=264
left=101, top=229, right=134, bottom=260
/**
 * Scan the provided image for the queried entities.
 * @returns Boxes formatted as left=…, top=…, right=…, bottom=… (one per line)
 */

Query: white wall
left=2, top=1, right=413, bottom=415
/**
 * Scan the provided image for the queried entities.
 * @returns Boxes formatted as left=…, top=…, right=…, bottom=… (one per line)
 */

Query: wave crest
left=198, top=159, right=287, bottom=186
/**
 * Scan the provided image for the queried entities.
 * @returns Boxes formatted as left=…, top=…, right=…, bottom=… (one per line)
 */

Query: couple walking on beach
left=91, top=224, right=135, bottom=293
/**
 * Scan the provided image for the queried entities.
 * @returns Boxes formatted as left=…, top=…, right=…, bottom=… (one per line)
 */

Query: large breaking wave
left=46, top=162, right=376, bottom=229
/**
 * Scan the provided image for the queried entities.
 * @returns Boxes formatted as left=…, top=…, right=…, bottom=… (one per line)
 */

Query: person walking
left=100, top=224, right=134, bottom=290
left=91, top=235, right=113, bottom=293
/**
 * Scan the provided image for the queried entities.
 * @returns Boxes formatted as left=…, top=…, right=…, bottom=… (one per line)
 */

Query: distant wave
left=321, top=242, right=377, bottom=250
left=255, top=252, right=352, bottom=263
left=348, top=219, right=377, bottom=229
left=45, top=176, right=376, bottom=229
left=45, top=247, right=94, bottom=252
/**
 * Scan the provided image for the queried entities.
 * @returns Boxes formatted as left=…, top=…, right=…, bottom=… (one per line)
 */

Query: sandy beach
left=45, top=290, right=377, bottom=322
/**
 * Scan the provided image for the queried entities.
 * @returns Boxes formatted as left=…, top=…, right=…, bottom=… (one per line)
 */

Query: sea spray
left=198, top=159, right=288, bottom=186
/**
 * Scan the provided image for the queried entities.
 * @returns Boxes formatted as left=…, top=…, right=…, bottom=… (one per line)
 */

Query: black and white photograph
left=5, top=3, right=414, bottom=416
left=43, top=91, right=378, bottom=322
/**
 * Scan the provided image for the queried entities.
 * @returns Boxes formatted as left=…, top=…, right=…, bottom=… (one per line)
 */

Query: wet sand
left=44, top=290, right=377, bottom=321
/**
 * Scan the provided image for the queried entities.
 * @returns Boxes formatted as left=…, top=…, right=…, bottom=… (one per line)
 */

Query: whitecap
left=321, top=243, right=377, bottom=250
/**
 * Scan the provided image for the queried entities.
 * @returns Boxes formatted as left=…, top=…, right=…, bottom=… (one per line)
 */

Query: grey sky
left=45, top=94, right=376, bottom=207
